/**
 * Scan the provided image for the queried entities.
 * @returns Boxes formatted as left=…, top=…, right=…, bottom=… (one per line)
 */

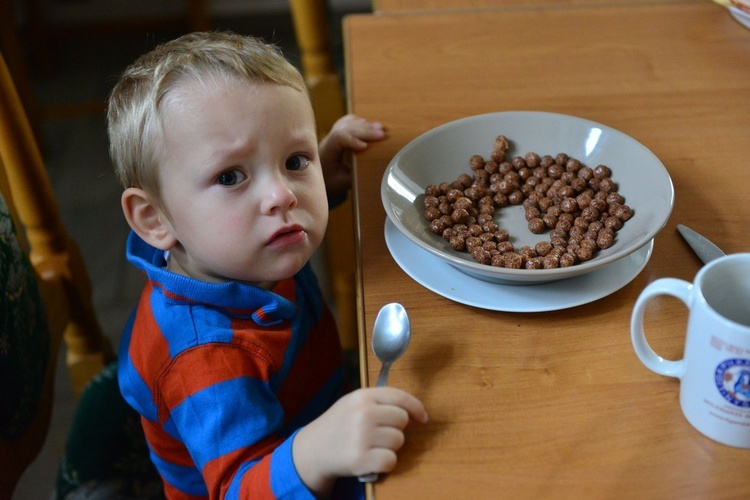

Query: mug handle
left=630, top=278, right=692, bottom=379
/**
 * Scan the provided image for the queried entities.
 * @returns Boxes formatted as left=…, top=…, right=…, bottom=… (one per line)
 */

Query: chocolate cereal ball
left=421, top=137, right=631, bottom=271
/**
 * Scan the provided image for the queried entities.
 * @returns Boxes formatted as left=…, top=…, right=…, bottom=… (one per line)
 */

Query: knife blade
left=676, top=224, right=726, bottom=264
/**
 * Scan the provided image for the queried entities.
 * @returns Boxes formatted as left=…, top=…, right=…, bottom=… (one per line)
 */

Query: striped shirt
left=118, top=232, right=362, bottom=499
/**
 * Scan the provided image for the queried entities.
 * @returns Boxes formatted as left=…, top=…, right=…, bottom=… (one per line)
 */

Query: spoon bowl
left=372, top=303, right=411, bottom=386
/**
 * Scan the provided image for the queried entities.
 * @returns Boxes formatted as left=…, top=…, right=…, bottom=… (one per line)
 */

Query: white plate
left=729, top=5, right=750, bottom=29
left=381, top=111, right=673, bottom=285
left=384, top=218, right=653, bottom=312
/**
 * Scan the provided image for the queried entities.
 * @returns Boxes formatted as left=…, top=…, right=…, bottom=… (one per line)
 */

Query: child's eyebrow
left=210, top=137, right=259, bottom=164
left=286, top=129, right=318, bottom=147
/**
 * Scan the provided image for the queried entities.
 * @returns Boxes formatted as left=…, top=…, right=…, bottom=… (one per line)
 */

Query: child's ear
left=121, top=187, right=176, bottom=251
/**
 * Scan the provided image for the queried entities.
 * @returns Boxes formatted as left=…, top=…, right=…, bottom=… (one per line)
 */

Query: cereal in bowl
left=422, top=136, right=633, bottom=270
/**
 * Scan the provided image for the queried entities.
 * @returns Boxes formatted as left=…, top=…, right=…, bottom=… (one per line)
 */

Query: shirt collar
left=125, top=231, right=297, bottom=325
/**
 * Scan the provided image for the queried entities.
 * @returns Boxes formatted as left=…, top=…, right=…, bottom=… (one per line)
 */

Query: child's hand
left=318, top=114, right=386, bottom=199
left=292, top=387, right=427, bottom=495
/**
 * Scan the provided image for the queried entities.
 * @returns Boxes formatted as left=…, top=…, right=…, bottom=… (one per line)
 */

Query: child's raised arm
left=318, top=114, right=386, bottom=199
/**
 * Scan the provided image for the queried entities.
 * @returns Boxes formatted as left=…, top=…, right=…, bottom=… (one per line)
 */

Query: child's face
left=155, top=79, right=328, bottom=289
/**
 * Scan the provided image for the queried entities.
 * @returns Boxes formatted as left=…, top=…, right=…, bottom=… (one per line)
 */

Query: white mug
left=631, top=253, right=750, bottom=448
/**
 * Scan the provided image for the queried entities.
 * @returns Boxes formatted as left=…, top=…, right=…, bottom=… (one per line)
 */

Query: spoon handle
left=375, top=361, right=392, bottom=387
left=359, top=472, right=378, bottom=483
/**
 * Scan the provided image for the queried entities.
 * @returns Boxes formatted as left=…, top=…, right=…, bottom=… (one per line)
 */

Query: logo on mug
left=715, top=358, right=750, bottom=408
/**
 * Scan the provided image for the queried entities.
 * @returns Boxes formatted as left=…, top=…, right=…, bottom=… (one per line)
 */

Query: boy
left=107, top=31, right=427, bottom=499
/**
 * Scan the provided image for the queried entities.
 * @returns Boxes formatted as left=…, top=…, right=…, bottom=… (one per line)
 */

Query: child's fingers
left=371, top=426, right=406, bottom=451
left=368, top=387, right=429, bottom=424
left=344, top=136, right=370, bottom=152
left=333, top=115, right=385, bottom=140
left=371, top=403, right=412, bottom=430
left=350, top=121, right=385, bottom=141
left=363, top=448, right=398, bottom=475
left=340, top=126, right=385, bottom=151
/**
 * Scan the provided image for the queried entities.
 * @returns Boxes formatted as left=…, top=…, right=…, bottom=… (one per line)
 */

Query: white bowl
left=729, top=5, right=750, bottom=29
left=381, top=111, right=674, bottom=285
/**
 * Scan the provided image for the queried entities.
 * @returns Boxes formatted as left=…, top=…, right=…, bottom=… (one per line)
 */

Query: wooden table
left=344, top=1, right=750, bottom=498
left=373, top=0, right=689, bottom=13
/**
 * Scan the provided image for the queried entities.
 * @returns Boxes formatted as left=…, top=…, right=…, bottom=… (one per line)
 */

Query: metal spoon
left=358, top=302, right=411, bottom=483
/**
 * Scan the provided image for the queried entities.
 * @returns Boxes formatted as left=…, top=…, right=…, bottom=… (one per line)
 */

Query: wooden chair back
left=0, top=50, right=112, bottom=498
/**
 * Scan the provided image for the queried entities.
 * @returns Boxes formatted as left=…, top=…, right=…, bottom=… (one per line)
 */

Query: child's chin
left=253, top=260, right=311, bottom=285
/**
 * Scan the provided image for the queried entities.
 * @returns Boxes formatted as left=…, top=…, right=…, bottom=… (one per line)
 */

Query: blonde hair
left=107, top=31, right=307, bottom=195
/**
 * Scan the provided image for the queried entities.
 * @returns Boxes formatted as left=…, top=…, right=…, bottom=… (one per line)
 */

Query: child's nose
left=262, top=178, right=297, bottom=214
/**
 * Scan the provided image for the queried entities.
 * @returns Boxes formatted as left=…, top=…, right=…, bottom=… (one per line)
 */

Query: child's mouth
left=268, top=226, right=306, bottom=248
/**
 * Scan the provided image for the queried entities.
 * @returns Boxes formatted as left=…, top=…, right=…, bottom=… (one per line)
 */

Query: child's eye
left=285, top=155, right=310, bottom=171
left=217, top=170, right=246, bottom=186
